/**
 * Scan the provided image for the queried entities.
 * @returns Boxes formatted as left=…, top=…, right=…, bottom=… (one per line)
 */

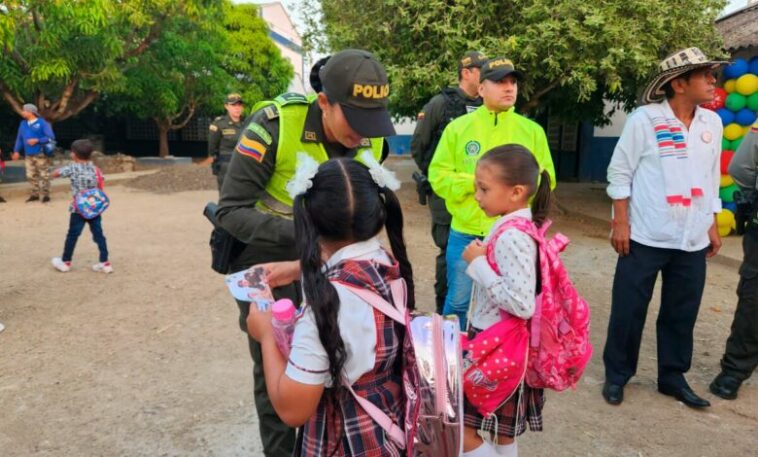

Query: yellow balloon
left=717, top=210, right=735, bottom=236
left=720, top=175, right=734, bottom=187
left=724, top=79, right=737, bottom=93
left=724, top=123, right=744, bottom=141
left=735, top=74, right=758, bottom=96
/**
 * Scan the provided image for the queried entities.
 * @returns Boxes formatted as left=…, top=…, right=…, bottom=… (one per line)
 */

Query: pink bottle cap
left=272, top=299, right=296, bottom=320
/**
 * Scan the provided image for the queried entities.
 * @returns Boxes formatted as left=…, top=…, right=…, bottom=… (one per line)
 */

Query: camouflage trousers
left=25, top=155, right=51, bottom=197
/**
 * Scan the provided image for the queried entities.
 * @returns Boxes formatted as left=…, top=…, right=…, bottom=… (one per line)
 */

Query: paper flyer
left=225, top=267, right=274, bottom=311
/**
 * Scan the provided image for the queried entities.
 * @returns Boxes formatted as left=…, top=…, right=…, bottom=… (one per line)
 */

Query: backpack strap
left=341, top=382, right=406, bottom=448
left=485, top=217, right=554, bottom=348
left=485, top=216, right=542, bottom=275
left=339, top=279, right=407, bottom=325
left=336, top=278, right=408, bottom=448
left=95, top=166, right=105, bottom=190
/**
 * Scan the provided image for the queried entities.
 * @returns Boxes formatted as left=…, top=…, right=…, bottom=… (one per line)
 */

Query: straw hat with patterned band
left=641, top=47, right=728, bottom=104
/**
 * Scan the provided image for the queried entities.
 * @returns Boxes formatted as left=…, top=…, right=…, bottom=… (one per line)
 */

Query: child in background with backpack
left=245, top=156, right=415, bottom=457
left=461, top=144, right=552, bottom=457
left=50, top=139, right=112, bottom=273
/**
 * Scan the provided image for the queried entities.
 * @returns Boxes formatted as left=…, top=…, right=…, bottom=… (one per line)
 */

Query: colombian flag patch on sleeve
left=236, top=136, right=267, bottom=162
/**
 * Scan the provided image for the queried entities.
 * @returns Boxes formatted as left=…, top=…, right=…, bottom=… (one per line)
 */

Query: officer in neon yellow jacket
left=428, top=57, right=556, bottom=329
left=216, top=49, right=392, bottom=457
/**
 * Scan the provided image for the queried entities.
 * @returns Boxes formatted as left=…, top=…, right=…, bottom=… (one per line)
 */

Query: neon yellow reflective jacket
left=253, top=94, right=384, bottom=213
left=428, top=105, right=556, bottom=237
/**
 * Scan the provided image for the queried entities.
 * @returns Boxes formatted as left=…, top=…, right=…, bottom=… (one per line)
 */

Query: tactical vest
left=252, top=93, right=384, bottom=217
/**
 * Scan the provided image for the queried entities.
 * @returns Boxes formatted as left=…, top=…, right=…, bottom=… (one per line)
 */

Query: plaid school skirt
left=463, top=327, right=545, bottom=438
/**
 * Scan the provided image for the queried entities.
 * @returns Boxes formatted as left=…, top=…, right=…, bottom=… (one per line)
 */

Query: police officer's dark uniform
left=710, top=125, right=758, bottom=400
left=216, top=50, right=394, bottom=457
left=410, top=51, right=486, bottom=313
left=208, top=93, right=245, bottom=190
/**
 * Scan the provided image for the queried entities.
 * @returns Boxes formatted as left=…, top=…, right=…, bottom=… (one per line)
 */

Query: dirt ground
left=1, top=160, right=756, bottom=457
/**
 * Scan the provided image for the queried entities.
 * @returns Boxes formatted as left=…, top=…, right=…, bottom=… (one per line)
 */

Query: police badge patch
left=465, top=140, right=481, bottom=156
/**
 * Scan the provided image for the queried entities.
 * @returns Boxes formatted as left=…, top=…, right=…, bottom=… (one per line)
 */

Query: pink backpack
left=342, top=279, right=463, bottom=457
left=486, top=217, right=593, bottom=391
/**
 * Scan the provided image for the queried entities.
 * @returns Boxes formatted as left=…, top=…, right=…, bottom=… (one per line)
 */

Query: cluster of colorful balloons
left=701, top=56, right=758, bottom=236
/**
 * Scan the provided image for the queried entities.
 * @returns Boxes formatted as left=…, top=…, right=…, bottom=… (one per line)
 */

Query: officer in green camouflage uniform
left=208, top=93, right=245, bottom=190
left=216, top=50, right=394, bottom=457
left=710, top=124, right=758, bottom=400
left=410, top=50, right=486, bottom=313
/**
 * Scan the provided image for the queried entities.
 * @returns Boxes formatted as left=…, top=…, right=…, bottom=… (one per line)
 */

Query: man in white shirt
left=602, top=48, right=727, bottom=409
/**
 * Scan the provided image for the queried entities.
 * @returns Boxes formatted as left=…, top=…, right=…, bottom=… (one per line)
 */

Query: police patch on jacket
left=465, top=140, right=481, bottom=156
left=236, top=131, right=267, bottom=162
left=246, top=123, right=273, bottom=145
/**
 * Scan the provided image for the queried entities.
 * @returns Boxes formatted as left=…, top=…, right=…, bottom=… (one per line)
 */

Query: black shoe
left=42, top=195, right=50, bottom=203
left=0, top=196, right=6, bottom=203
left=602, top=382, right=624, bottom=405
left=709, top=373, right=741, bottom=400
left=26, top=195, right=39, bottom=203
left=658, top=384, right=711, bottom=408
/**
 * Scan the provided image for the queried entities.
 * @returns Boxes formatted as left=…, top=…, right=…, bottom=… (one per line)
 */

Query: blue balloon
left=750, top=56, right=758, bottom=75
left=717, top=107, right=735, bottom=125
left=736, top=108, right=757, bottom=126
left=723, top=201, right=737, bottom=214
left=724, top=58, right=749, bottom=79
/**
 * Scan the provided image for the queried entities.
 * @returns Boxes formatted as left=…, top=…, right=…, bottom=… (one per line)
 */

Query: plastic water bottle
left=271, top=299, right=297, bottom=356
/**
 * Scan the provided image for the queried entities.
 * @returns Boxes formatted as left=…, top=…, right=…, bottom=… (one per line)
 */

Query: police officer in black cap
left=710, top=125, right=758, bottom=400
left=410, top=50, right=486, bottom=313
left=216, top=49, right=394, bottom=457
left=208, top=93, right=245, bottom=190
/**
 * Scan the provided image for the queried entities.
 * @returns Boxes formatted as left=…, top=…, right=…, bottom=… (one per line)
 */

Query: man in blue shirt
left=11, top=104, right=56, bottom=202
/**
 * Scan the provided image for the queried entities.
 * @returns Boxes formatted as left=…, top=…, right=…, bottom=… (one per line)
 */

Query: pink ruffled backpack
left=486, top=217, right=593, bottom=391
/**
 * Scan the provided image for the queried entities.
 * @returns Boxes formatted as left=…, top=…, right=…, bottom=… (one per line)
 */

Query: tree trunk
left=156, top=120, right=170, bottom=158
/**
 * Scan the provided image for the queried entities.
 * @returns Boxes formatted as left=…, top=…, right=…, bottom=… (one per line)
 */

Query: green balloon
left=747, top=92, right=758, bottom=111
left=725, top=93, right=747, bottom=111
left=720, top=183, right=740, bottom=202
left=731, top=137, right=744, bottom=151
left=722, top=137, right=731, bottom=150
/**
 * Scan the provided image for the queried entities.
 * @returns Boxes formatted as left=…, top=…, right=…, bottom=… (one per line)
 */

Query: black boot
left=709, top=373, right=742, bottom=400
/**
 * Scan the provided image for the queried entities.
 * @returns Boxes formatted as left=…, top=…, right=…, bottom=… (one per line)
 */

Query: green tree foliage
left=107, top=9, right=232, bottom=157
left=0, top=0, right=213, bottom=122
left=309, top=0, right=727, bottom=122
left=222, top=2, right=293, bottom=107
left=106, top=1, right=293, bottom=156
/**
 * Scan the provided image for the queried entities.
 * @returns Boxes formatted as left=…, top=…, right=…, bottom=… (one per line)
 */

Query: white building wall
left=258, top=2, right=307, bottom=93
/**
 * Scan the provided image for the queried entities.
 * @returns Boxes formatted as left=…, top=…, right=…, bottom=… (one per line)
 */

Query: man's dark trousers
left=719, top=231, right=758, bottom=382
left=429, top=192, right=451, bottom=314
left=603, top=241, right=708, bottom=388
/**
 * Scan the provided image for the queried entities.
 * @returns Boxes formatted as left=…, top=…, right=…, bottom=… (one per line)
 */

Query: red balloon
left=702, top=88, right=727, bottom=111
left=721, top=150, right=734, bottom=174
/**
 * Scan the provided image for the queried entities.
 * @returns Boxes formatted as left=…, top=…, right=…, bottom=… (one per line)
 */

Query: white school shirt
left=285, top=238, right=388, bottom=386
left=606, top=100, right=722, bottom=251
left=466, top=208, right=537, bottom=330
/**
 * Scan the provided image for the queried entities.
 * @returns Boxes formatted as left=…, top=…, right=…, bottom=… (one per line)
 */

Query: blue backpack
left=73, top=167, right=109, bottom=219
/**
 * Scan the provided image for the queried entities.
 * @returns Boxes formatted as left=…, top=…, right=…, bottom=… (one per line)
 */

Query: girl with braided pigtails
left=246, top=154, right=414, bottom=457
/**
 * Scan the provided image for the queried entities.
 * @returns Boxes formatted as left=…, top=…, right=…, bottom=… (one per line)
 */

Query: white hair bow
left=286, top=152, right=320, bottom=199
left=360, top=150, right=401, bottom=191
